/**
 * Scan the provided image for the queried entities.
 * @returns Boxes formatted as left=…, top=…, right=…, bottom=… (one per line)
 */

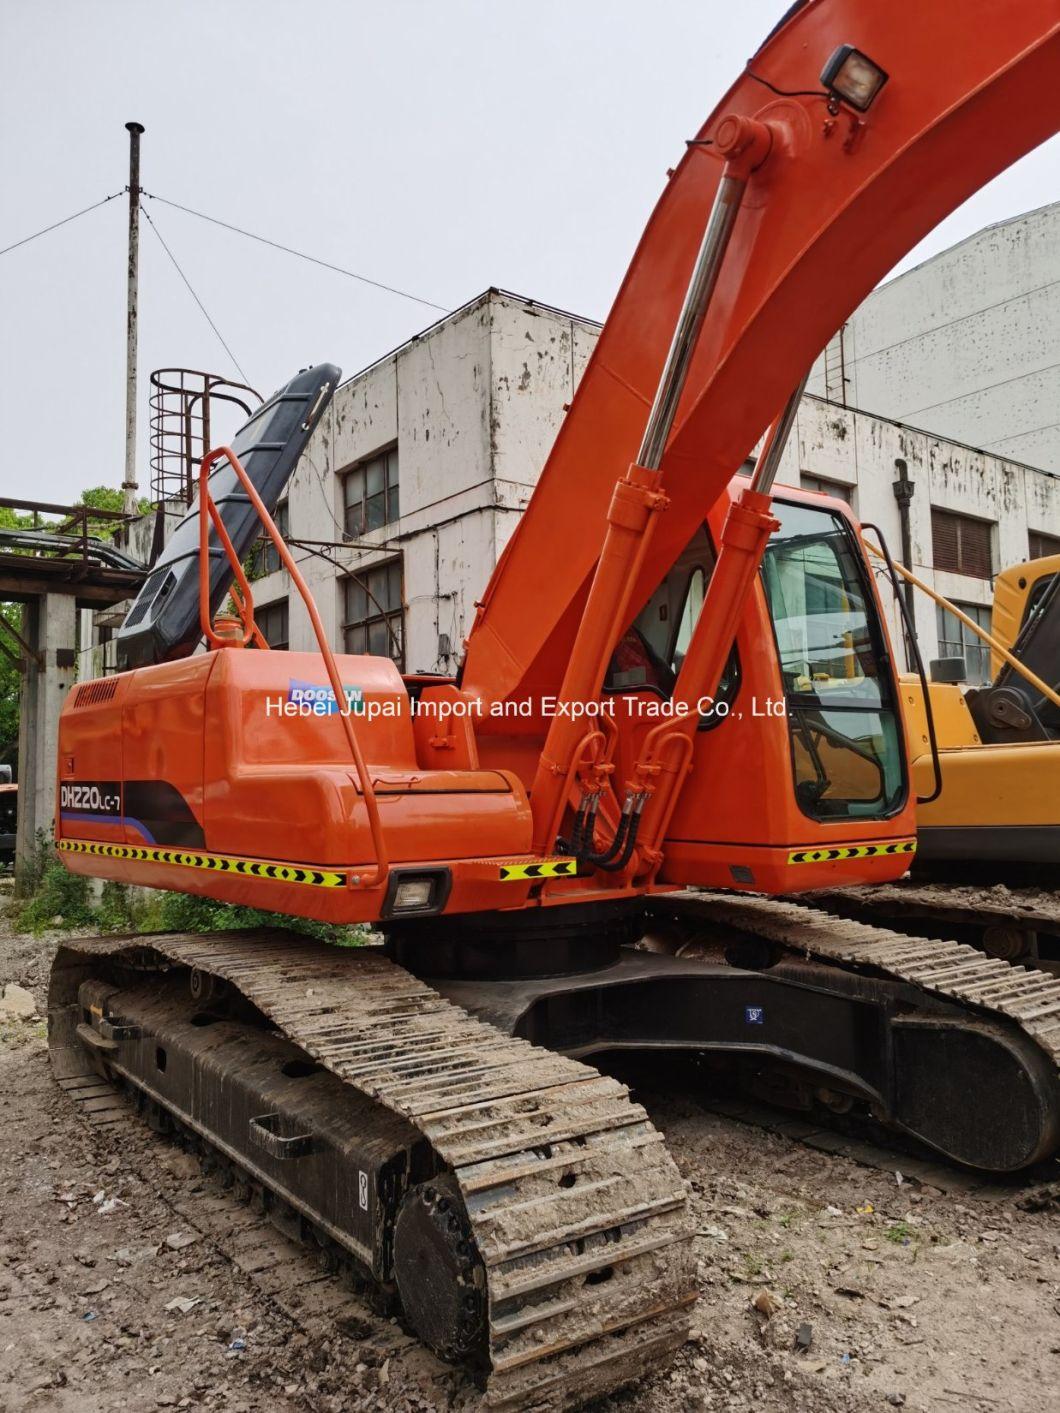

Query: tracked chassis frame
left=50, top=932, right=696, bottom=1411
left=49, top=894, right=1060, bottom=1407
left=808, top=880, right=1060, bottom=974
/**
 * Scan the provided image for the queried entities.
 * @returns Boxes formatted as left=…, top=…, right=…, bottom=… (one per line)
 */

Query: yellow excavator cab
left=890, top=548, right=1060, bottom=866
left=990, top=553, right=1060, bottom=679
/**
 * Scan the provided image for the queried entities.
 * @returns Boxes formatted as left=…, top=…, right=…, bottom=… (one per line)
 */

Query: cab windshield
left=762, top=501, right=905, bottom=821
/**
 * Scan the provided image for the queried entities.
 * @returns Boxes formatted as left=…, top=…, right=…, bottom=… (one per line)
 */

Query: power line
left=140, top=203, right=250, bottom=384
left=0, top=190, right=124, bottom=258
left=141, top=189, right=450, bottom=313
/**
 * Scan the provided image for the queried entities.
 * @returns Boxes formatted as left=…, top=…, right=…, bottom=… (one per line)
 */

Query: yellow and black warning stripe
left=787, top=839, right=916, bottom=866
left=498, top=858, right=579, bottom=882
left=58, top=838, right=348, bottom=889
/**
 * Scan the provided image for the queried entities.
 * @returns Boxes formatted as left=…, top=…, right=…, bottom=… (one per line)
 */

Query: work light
left=393, top=878, right=436, bottom=911
left=820, top=45, right=888, bottom=111
left=383, top=868, right=451, bottom=916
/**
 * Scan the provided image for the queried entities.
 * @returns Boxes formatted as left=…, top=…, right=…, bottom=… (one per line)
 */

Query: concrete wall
left=808, top=203, right=1060, bottom=474
left=16, top=592, right=77, bottom=871
left=255, top=290, right=602, bottom=673
left=772, top=396, right=1060, bottom=668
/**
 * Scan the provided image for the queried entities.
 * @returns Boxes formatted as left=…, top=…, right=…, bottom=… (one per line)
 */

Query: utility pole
left=122, top=121, right=145, bottom=517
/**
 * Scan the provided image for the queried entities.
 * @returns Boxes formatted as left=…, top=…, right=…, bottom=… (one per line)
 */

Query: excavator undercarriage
left=51, top=930, right=698, bottom=1410
left=50, top=889, right=1060, bottom=1404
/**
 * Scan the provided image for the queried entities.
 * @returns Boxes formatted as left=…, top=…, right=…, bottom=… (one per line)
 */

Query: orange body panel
left=57, top=482, right=915, bottom=918
left=58, top=651, right=538, bottom=922
left=202, top=651, right=531, bottom=867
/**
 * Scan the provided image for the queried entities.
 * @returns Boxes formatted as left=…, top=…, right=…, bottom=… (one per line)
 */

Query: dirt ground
left=2, top=913, right=1059, bottom=1413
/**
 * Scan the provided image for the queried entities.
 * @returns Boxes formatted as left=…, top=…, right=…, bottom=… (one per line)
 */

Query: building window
left=342, top=559, right=403, bottom=665
left=1029, top=529, right=1060, bottom=561
left=250, top=500, right=288, bottom=578
left=931, top=508, right=994, bottom=579
left=936, top=601, right=990, bottom=683
left=800, top=472, right=854, bottom=506
left=257, top=599, right=289, bottom=650
left=343, top=447, right=399, bottom=537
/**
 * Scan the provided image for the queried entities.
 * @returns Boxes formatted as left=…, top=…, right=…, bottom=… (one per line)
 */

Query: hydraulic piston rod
left=750, top=372, right=809, bottom=495
left=637, top=176, right=746, bottom=471
left=631, top=376, right=810, bottom=874
left=637, top=115, right=774, bottom=469
left=529, top=116, right=775, bottom=851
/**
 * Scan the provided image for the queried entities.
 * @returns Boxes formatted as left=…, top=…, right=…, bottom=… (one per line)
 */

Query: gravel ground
left=2, top=909, right=1059, bottom=1413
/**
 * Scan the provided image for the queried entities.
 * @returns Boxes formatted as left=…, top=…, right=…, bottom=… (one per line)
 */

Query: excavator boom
left=463, top=0, right=1060, bottom=718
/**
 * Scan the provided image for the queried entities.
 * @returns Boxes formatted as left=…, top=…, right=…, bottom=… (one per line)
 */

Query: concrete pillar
left=15, top=592, right=77, bottom=887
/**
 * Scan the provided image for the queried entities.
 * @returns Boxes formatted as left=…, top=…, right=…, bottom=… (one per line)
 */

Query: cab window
left=762, top=501, right=905, bottom=820
left=605, top=527, right=738, bottom=719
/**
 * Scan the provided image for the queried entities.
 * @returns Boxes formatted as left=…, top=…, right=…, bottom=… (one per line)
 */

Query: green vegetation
left=13, top=834, right=366, bottom=948
left=16, top=833, right=98, bottom=931
left=884, top=1220, right=917, bottom=1245
left=133, top=889, right=366, bottom=946
left=76, top=484, right=152, bottom=533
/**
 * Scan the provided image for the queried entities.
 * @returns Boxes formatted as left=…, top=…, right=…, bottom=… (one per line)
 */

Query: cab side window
left=605, top=527, right=739, bottom=719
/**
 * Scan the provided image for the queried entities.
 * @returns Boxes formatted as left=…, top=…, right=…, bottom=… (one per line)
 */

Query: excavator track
left=689, top=890, right=1060, bottom=1067
left=805, top=881, right=1060, bottom=974
left=48, top=931, right=696, bottom=1411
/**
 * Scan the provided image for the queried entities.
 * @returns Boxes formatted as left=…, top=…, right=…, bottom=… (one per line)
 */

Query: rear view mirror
left=929, top=656, right=967, bottom=684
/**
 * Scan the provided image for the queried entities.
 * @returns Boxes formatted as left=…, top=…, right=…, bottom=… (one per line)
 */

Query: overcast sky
left=2, top=0, right=1057, bottom=507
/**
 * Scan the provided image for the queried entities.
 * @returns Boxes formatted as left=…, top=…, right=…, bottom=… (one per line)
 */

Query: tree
left=78, top=485, right=151, bottom=538
left=0, top=603, right=22, bottom=768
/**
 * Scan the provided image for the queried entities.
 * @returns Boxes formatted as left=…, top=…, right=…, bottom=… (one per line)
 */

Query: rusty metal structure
left=149, top=369, right=259, bottom=506
left=0, top=496, right=144, bottom=602
left=0, top=495, right=146, bottom=875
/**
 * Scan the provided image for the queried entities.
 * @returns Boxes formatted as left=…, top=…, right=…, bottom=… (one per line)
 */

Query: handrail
left=861, top=537, right=1060, bottom=713
left=197, top=472, right=268, bottom=649
left=197, top=446, right=389, bottom=890
left=861, top=521, right=942, bottom=805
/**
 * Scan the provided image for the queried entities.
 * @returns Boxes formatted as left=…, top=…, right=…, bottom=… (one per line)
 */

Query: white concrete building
left=248, top=278, right=1058, bottom=691
left=768, top=395, right=1060, bottom=680
left=807, top=202, right=1060, bottom=474
left=249, top=289, right=599, bottom=675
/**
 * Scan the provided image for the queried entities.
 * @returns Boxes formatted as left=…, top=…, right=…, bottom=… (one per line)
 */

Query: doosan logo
left=282, top=679, right=365, bottom=716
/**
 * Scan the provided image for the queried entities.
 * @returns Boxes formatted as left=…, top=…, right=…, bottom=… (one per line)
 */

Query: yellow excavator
left=816, top=547, right=1060, bottom=968
left=905, top=552, right=1059, bottom=863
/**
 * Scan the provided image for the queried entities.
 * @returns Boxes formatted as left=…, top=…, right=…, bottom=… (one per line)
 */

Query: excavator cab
left=594, top=480, right=912, bottom=895
left=989, top=553, right=1060, bottom=678
left=972, top=553, right=1060, bottom=742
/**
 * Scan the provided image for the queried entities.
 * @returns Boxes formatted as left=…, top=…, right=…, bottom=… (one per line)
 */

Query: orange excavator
left=49, top=3, right=1060, bottom=1406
